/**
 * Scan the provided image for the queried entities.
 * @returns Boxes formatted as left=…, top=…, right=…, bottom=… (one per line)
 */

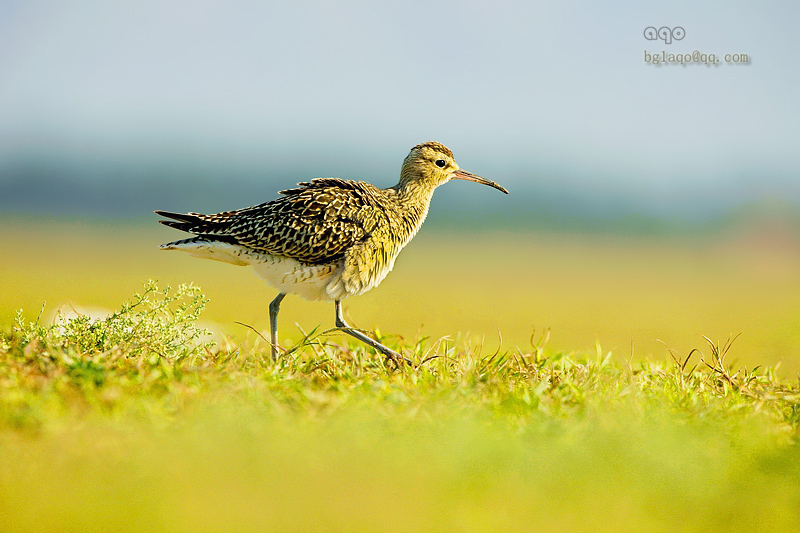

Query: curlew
left=156, top=141, right=508, bottom=364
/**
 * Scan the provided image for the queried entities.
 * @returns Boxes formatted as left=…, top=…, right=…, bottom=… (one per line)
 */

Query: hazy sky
left=1, top=0, right=798, bottom=213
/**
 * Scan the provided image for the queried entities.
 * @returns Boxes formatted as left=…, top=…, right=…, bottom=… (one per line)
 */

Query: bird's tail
left=156, top=211, right=250, bottom=265
left=154, top=210, right=220, bottom=233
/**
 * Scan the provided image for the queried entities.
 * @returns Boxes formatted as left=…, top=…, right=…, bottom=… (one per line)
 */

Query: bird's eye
left=434, top=159, right=446, bottom=168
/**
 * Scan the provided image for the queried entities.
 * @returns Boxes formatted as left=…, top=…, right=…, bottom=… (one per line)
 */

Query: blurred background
left=2, top=1, right=799, bottom=371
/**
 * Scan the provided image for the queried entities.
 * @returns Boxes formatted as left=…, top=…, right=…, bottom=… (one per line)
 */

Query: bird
left=155, top=141, right=508, bottom=364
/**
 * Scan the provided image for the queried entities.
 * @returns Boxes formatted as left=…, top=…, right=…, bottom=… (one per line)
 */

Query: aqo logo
left=644, top=26, right=685, bottom=44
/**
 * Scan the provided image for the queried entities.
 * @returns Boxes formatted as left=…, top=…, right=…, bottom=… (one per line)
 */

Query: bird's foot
left=378, top=347, right=413, bottom=369
left=334, top=301, right=411, bottom=368
left=336, top=326, right=411, bottom=368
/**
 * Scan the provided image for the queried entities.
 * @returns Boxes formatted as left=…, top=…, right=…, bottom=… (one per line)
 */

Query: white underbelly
left=162, top=239, right=344, bottom=301
left=251, top=255, right=341, bottom=301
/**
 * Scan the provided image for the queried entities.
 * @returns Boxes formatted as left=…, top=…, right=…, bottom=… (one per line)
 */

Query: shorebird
left=156, top=141, right=508, bottom=364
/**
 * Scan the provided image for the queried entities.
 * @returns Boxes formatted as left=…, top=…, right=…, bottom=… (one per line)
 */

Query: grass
left=2, top=281, right=800, bottom=532
left=2, top=216, right=800, bottom=374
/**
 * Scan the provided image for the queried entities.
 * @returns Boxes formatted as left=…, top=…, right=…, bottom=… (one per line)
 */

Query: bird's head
left=399, top=141, right=508, bottom=194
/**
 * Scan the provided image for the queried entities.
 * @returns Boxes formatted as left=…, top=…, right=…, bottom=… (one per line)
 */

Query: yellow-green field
left=2, top=217, right=799, bottom=373
left=2, top=217, right=800, bottom=532
left=2, top=280, right=799, bottom=532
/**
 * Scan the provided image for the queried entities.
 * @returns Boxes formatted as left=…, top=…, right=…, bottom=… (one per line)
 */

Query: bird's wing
left=156, top=179, right=388, bottom=265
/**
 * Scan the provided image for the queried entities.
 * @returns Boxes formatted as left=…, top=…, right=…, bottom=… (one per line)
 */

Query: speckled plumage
left=156, top=141, right=508, bottom=362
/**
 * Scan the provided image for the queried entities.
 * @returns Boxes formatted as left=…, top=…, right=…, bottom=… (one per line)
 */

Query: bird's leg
left=334, top=300, right=410, bottom=367
left=268, top=293, right=286, bottom=360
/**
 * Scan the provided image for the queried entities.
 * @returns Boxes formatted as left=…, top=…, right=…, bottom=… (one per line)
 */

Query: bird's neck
left=394, top=179, right=436, bottom=203
left=390, top=180, right=437, bottom=242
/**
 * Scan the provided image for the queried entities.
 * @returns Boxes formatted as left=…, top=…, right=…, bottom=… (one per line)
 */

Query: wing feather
left=156, top=179, right=390, bottom=265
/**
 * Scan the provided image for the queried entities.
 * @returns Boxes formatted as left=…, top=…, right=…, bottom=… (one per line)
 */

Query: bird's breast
left=331, top=204, right=428, bottom=299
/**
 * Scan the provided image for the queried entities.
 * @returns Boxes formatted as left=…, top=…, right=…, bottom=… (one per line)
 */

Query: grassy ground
left=1, top=282, right=799, bottom=532
left=2, top=216, right=800, bottom=373
left=2, top=217, right=800, bottom=531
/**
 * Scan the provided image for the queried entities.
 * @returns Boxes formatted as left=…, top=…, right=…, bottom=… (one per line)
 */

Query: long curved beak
left=452, top=169, right=509, bottom=194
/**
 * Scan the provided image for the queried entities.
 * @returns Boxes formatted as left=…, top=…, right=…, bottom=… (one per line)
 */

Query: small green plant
left=14, top=280, right=213, bottom=363
left=5, top=281, right=214, bottom=395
